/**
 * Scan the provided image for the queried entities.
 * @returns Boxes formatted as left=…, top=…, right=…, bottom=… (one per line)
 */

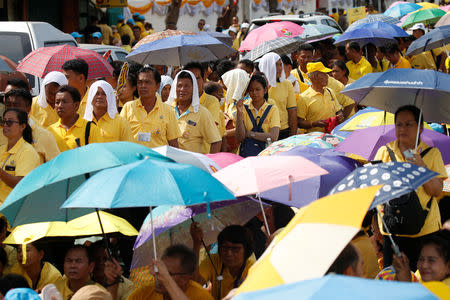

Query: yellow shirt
left=77, top=89, right=89, bottom=117
left=118, top=24, right=135, bottom=42
left=200, top=92, right=223, bottom=153
left=98, top=23, right=113, bottom=45
left=290, top=67, right=311, bottom=85
left=374, top=141, right=447, bottom=237
left=117, top=276, right=135, bottom=300
left=373, top=58, right=390, bottom=73
left=394, top=56, right=412, bottom=69
left=173, top=103, right=222, bottom=154
left=346, top=57, right=372, bottom=80
left=54, top=276, right=103, bottom=300
left=93, top=113, right=133, bottom=143
left=297, top=87, right=342, bottom=133
left=408, top=52, right=437, bottom=70
left=30, top=96, right=59, bottom=128
left=0, top=138, right=40, bottom=203
left=268, top=80, right=297, bottom=130
left=327, top=76, right=356, bottom=113
left=29, top=117, right=60, bottom=163
left=352, top=235, right=380, bottom=279
left=120, top=96, right=181, bottom=148
left=47, top=116, right=103, bottom=152
left=199, top=254, right=254, bottom=300
left=3, top=245, right=17, bottom=275
left=236, top=99, right=281, bottom=134
left=127, top=279, right=213, bottom=300
left=8, top=261, right=62, bottom=290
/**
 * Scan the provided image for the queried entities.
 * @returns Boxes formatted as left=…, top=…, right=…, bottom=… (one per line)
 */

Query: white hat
left=410, top=23, right=425, bottom=31
left=241, top=22, right=250, bottom=29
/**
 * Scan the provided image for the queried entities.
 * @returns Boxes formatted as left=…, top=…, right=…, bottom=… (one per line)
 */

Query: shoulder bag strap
left=85, top=121, right=92, bottom=146
left=296, top=68, right=304, bottom=83
left=243, top=104, right=258, bottom=131
left=386, top=146, right=397, bottom=162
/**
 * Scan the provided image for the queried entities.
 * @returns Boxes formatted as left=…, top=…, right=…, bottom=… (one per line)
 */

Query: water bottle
left=266, top=138, right=272, bottom=148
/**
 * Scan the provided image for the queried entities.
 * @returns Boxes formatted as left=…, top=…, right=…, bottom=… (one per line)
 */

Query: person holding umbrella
left=345, top=42, right=373, bottom=80
left=380, top=42, right=412, bottom=69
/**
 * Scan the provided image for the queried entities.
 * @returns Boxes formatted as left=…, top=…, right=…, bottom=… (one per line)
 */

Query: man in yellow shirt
left=382, top=42, right=412, bottom=69
left=169, top=71, right=222, bottom=154
left=409, top=23, right=447, bottom=71
left=297, top=62, right=343, bottom=133
left=62, top=59, right=90, bottom=115
left=47, top=85, right=102, bottom=152
left=291, top=43, right=314, bottom=85
left=120, top=66, right=180, bottom=148
left=128, top=245, right=213, bottom=300
left=346, top=41, right=373, bottom=80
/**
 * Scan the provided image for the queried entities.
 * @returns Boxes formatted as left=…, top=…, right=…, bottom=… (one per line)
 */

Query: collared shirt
left=47, top=116, right=103, bottom=152
left=394, top=56, right=412, bottom=69
left=172, top=102, right=221, bottom=154
left=268, top=80, right=297, bottom=130
left=54, top=276, right=104, bottom=300
left=7, top=261, right=62, bottom=290
left=236, top=99, right=280, bottom=134
left=408, top=52, right=437, bottom=70
left=120, top=96, right=180, bottom=148
left=30, top=96, right=59, bottom=128
left=127, top=279, right=213, bottom=300
left=374, top=140, right=447, bottom=237
left=0, top=137, right=40, bottom=203
left=327, top=76, right=355, bottom=113
left=77, top=89, right=89, bottom=117
left=118, top=24, right=135, bottom=42
left=116, top=276, right=135, bottom=300
left=346, top=57, right=372, bottom=80
left=200, top=92, right=223, bottom=153
left=297, top=87, right=342, bottom=133
left=373, top=58, right=390, bottom=73
left=290, top=68, right=311, bottom=85
left=93, top=113, right=133, bottom=143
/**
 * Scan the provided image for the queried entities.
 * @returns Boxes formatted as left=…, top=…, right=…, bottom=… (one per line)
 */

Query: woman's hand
left=393, top=252, right=411, bottom=282
left=235, top=99, right=244, bottom=114
left=104, top=257, right=123, bottom=285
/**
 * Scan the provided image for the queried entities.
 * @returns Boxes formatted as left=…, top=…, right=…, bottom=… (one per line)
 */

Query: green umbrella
left=402, top=8, right=446, bottom=28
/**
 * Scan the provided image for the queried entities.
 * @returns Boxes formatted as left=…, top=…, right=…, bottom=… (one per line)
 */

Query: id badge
left=137, top=132, right=151, bottom=142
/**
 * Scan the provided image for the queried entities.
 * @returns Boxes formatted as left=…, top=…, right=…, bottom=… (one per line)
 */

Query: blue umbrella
left=233, top=274, right=438, bottom=300
left=350, top=21, right=409, bottom=38
left=261, top=146, right=361, bottom=208
left=384, top=2, right=422, bottom=18
left=300, top=24, right=340, bottom=41
left=127, top=34, right=235, bottom=66
left=341, top=69, right=450, bottom=123
left=0, top=142, right=171, bottom=227
left=200, top=31, right=233, bottom=47
left=406, top=25, right=450, bottom=56
left=347, top=14, right=400, bottom=31
left=329, top=162, right=438, bottom=209
left=334, top=27, right=397, bottom=46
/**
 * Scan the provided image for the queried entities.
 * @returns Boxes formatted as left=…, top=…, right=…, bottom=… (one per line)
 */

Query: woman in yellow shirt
left=84, top=80, right=133, bottom=143
left=0, top=109, right=40, bottom=203
left=116, top=73, right=138, bottom=110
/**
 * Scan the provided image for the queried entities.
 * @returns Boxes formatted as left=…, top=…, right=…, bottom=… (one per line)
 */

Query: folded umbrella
left=406, top=25, right=450, bottom=56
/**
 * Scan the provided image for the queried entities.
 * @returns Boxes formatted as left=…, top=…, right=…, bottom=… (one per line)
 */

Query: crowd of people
left=0, top=6, right=448, bottom=300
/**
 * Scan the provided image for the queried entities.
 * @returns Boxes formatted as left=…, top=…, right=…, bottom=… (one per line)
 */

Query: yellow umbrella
left=4, top=211, right=138, bottom=245
left=235, top=185, right=381, bottom=295
left=422, top=281, right=450, bottom=299
left=417, top=2, right=440, bottom=9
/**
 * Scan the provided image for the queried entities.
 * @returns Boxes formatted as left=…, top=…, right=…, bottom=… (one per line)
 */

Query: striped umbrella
left=347, top=14, right=399, bottom=31
left=242, top=36, right=304, bottom=61
left=132, top=29, right=196, bottom=50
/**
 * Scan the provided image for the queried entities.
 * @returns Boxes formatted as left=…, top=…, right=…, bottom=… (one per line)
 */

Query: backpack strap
left=243, top=105, right=257, bottom=130
left=325, top=88, right=338, bottom=104
left=386, top=146, right=397, bottom=162
left=296, top=68, right=304, bottom=83
left=255, top=105, right=272, bottom=132
left=85, top=121, right=92, bottom=146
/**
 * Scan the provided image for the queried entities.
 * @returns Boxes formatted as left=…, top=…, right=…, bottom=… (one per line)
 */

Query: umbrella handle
left=95, top=209, right=114, bottom=260
left=257, top=194, right=270, bottom=236
left=190, top=217, right=220, bottom=278
left=376, top=207, right=401, bottom=257
left=150, top=206, right=158, bottom=273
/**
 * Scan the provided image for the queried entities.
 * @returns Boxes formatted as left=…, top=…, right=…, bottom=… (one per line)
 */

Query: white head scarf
left=37, top=71, right=68, bottom=108
left=167, top=70, right=200, bottom=113
left=221, top=69, right=250, bottom=106
left=83, top=80, right=118, bottom=121
left=158, top=75, right=173, bottom=95
left=258, top=52, right=285, bottom=88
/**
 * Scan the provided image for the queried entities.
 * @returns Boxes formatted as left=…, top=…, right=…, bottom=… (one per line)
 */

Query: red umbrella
left=17, top=45, right=113, bottom=79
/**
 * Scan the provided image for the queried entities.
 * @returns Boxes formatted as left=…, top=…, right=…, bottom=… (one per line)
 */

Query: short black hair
left=121, top=34, right=131, bottom=46
left=177, top=70, right=193, bottom=83
left=6, top=78, right=29, bottom=90
left=62, top=59, right=89, bottom=81
left=65, top=244, right=93, bottom=263
left=5, top=88, right=33, bottom=107
left=218, top=225, right=254, bottom=260
left=128, top=62, right=144, bottom=76
left=56, top=85, right=81, bottom=102
left=347, top=41, right=361, bottom=52
left=273, top=204, right=295, bottom=230
left=380, top=41, right=400, bottom=55
left=204, top=81, right=221, bottom=95
left=248, top=73, right=268, bottom=100
left=0, top=274, right=30, bottom=295
left=420, top=230, right=450, bottom=263
left=238, top=59, right=255, bottom=70
left=216, top=59, right=237, bottom=79
left=184, top=62, right=205, bottom=79
left=280, top=55, right=292, bottom=66
left=110, top=60, right=125, bottom=78
left=137, top=65, right=161, bottom=84
left=394, top=105, right=422, bottom=125
left=162, top=244, right=197, bottom=274
left=326, top=243, right=359, bottom=275
left=331, top=60, right=350, bottom=77
left=298, top=43, right=314, bottom=53
left=127, top=73, right=139, bottom=98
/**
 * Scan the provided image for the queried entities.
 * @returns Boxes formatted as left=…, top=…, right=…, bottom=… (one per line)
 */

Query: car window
left=44, top=41, right=77, bottom=47
left=307, top=20, right=317, bottom=24
left=0, top=32, right=32, bottom=63
left=326, top=19, right=341, bottom=30
left=115, top=51, right=128, bottom=61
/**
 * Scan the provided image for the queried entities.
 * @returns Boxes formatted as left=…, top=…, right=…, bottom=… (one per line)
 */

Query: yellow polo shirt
left=200, top=92, right=223, bottom=153
left=117, top=276, right=135, bottom=300
left=93, top=113, right=133, bottom=143
left=346, top=57, right=372, bottom=80
left=297, top=87, right=342, bottom=133
left=127, top=279, right=213, bottom=300
left=29, top=117, right=60, bottom=163
left=30, top=96, right=59, bottom=128
left=118, top=24, right=135, bottom=42
left=54, top=276, right=104, bottom=300
left=120, top=96, right=181, bottom=148
left=394, top=56, right=412, bottom=69
left=290, top=68, right=311, bottom=85
left=77, top=89, right=89, bottom=117
left=374, top=141, right=447, bottom=237
left=173, top=103, right=221, bottom=154
left=268, top=80, right=297, bottom=130
left=199, top=254, right=254, bottom=300
left=352, top=235, right=380, bottom=279
left=47, top=116, right=103, bottom=152
left=0, top=137, right=40, bottom=203
left=236, top=100, right=281, bottom=134
left=327, top=76, right=356, bottom=114
left=8, top=261, right=62, bottom=290
left=373, top=58, right=390, bottom=73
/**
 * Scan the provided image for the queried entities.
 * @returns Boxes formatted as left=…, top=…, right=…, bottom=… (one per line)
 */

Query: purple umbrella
left=261, top=146, right=361, bottom=208
left=335, top=125, right=450, bottom=164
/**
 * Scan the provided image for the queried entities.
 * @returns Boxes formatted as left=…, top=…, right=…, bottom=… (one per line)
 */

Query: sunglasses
left=2, top=120, right=21, bottom=127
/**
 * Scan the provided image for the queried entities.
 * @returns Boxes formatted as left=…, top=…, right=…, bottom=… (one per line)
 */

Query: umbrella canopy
left=349, top=21, right=409, bottom=38
left=435, top=13, right=450, bottom=27
left=234, top=274, right=438, bottom=300
left=0, top=57, right=13, bottom=72
left=132, top=29, right=196, bottom=50
left=239, top=21, right=304, bottom=51
left=444, top=164, right=450, bottom=193
left=384, top=2, right=422, bottom=18
left=329, top=162, right=439, bottom=209
left=341, top=69, right=450, bottom=123
left=242, top=36, right=304, bottom=61
left=299, top=24, right=340, bottom=41
left=416, top=2, right=440, bottom=9
left=334, top=27, right=398, bottom=47
left=335, top=125, right=450, bottom=164
left=3, top=211, right=138, bottom=245
left=127, top=34, right=235, bottom=66
left=402, top=8, right=446, bottom=28
left=406, top=25, right=450, bottom=56
left=234, top=186, right=381, bottom=294
left=389, top=1, right=409, bottom=9
left=440, top=4, right=450, bottom=12
left=205, top=152, right=243, bottom=168
left=200, top=31, right=233, bottom=47
left=347, top=14, right=400, bottom=31
left=212, top=156, right=328, bottom=197
left=260, top=146, right=361, bottom=208
left=259, top=132, right=344, bottom=156
left=0, top=142, right=170, bottom=227
left=16, top=45, right=113, bottom=79
left=152, top=146, right=221, bottom=174
left=62, top=158, right=235, bottom=209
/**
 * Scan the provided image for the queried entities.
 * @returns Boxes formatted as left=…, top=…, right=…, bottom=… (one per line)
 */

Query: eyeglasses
left=2, top=120, right=21, bottom=127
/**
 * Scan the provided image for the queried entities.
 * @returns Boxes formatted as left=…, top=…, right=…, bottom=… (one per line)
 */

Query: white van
left=0, top=22, right=78, bottom=95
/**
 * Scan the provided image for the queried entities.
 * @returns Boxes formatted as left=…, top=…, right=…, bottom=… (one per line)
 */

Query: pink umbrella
left=440, top=4, right=450, bottom=12
left=239, top=21, right=304, bottom=51
left=205, top=152, right=243, bottom=168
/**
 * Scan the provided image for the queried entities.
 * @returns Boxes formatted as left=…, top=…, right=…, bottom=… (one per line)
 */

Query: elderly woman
left=374, top=105, right=446, bottom=270
left=84, top=80, right=133, bottom=143
left=158, top=75, right=173, bottom=102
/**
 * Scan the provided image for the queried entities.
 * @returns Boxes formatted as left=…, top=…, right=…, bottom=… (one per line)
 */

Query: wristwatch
left=250, top=132, right=255, bottom=138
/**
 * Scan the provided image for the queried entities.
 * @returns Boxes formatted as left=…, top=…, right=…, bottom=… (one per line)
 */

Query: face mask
left=220, top=97, right=225, bottom=106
